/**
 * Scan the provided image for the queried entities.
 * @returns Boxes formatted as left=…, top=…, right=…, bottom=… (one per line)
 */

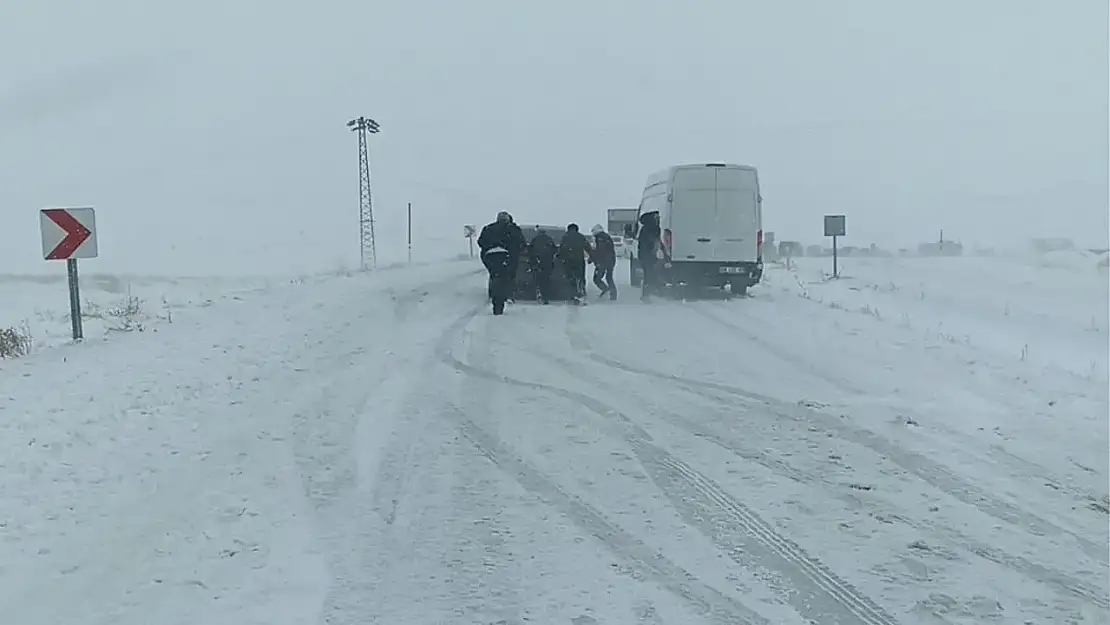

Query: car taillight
left=756, top=230, right=763, bottom=259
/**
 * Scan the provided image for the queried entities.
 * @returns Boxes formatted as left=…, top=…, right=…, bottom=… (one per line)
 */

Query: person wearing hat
left=589, top=224, right=617, bottom=300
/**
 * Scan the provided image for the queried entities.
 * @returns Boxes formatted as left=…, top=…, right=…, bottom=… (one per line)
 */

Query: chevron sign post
left=39, top=207, right=98, bottom=340
left=464, top=224, right=476, bottom=258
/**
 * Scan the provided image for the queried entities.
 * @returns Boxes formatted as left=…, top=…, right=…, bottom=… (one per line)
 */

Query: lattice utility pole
left=347, top=116, right=380, bottom=270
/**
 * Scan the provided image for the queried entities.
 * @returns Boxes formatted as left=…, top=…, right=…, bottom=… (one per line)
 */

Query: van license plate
left=719, top=267, right=744, bottom=274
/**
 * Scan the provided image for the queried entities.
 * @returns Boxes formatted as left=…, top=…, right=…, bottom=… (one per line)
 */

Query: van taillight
left=756, top=230, right=763, bottom=258
left=663, top=228, right=673, bottom=253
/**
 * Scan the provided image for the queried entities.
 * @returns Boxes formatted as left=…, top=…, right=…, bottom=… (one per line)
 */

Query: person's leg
left=605, top=266, right=617, bottom=299
left=506, top=258, right=518, bottom=302
left=481, top=254, right=496, bottom=300
left=593, top=266, right=607, bottom=293
left=489, top=252, right=511, bottom=313
left=563, top=261, right=579, bottom=300
left=537, top=267, right=552, bottom=303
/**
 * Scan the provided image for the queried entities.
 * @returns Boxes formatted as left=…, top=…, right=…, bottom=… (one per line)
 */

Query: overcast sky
left=1, top=0, right=1106, bottom=275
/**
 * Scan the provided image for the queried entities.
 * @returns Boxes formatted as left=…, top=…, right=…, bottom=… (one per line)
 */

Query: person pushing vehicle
left=477, top=211, right=519, bottom=315
left=558, top=223, right=592, bottom=304
left=504, top=214, right=526, bottom=303
left=637, top=211, right=662, bottom=301
left=589, top=224, right=617, bottom=300
left=528, top=228, right=558, bottom=305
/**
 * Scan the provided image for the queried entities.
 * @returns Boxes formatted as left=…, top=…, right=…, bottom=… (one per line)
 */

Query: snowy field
left=0, top=272, right=277, bottom=352
left=0, top=254, right=472, bottom=354
left=0, top=253, right=1106, bottom=624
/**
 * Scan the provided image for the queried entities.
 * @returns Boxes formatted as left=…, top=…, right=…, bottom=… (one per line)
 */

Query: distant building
left=918, top=241, right=964, bottom=256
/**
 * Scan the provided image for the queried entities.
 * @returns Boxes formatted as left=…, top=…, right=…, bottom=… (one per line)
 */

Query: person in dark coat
left=528, top=228, right=558, bottom=304
left=477, top=211, right=518, bottom=315
left=558, top=223, right=592, bottom=301
left=589, top=224, right=617, bottom=300
left=636, top=211, right=662, bottom=300
left=504, top=214, right=526, bottom=302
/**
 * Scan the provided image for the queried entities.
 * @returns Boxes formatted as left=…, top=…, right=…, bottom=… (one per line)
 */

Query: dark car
left=511, top=225, right=575, bottom=302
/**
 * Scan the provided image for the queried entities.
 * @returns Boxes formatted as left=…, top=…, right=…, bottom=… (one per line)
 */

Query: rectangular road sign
left=823, top=214, right=846, bottom=237
left=40, top=207, right=98, bottom=260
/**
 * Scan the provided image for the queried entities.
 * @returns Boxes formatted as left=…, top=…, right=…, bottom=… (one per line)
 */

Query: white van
left=627, top=163, right=764, bottom=295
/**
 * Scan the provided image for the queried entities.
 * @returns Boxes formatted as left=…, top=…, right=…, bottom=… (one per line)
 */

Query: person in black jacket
left=477, top=211, right=518, bottom=315
left=558, top=223, right=592, bottom=302
left=589, top=224, right=617, bottom=300
left=637, top=211, right=662, bottom=300
left=528, top=228, right=558, bottom=304
left=504, top=214, right=526, bottom=302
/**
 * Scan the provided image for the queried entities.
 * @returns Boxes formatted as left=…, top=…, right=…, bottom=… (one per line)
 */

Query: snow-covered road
left=1, top=256, right=1106, bottom=624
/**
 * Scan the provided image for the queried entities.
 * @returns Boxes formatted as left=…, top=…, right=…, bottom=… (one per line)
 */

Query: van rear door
left=669, top=166, right=718, bottom=261
left=712, top=167, right=760, bottom=262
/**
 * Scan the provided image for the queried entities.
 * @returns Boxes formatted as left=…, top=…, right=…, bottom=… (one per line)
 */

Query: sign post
left=40, top=207, right=98, bottom=340
left=463, top=224, right=476, bottom=258
left=823, top=214, right=846, bottom=279
left=407, top=202, right=413, bottom=264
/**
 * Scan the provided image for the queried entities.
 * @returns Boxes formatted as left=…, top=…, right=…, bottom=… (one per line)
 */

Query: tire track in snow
left=564, top=310, right=1110, bottom=610
left=455, top=312, right=533, bottom=622
left=690, top=303, right=1109, bottom=567
left=293, top=270, right=486, bottom=514
left=516, top=338, right=1106, bottom=619
left=442, top=314, right=898, bottom=625
left=288, top=275, right=488, bottom=623
left=497, top=333, right=959, bottom=623
left=705, top=296, right=1104, bottom=492
left=388, top=266, right=485, bottom=320
left=491, top=334, right=811, bottom=485
left=435, top=312, right=767, bottom=625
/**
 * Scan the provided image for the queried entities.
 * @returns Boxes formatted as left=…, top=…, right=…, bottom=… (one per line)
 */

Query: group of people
left=476, top=211, right=622, bottom=315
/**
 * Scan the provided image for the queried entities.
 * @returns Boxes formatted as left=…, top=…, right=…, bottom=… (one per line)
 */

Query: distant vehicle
left=778, top=241, right=804, bottom=257
left=627, top=163, right=764, bottom=296
left=607, top=207, right=638, bottom=238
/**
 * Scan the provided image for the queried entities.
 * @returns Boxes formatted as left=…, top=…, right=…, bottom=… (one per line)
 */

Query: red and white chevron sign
left=40, top=207, right=98, bottom=260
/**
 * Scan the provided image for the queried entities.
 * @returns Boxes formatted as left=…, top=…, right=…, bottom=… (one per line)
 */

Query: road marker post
left=464, top=225, right=476, bottom=258
left=40, top=207, right=98, bottom=340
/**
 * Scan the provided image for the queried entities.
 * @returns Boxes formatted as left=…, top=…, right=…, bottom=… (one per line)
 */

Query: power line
left=347, top=116, right=380, bottom=270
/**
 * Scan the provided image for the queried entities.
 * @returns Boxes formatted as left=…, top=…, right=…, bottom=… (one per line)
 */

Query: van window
left=715, top=167, right=758, bottom=190
left=673, top=167, right=717, bottom=191
left=640, top=186, right=668, bottom=217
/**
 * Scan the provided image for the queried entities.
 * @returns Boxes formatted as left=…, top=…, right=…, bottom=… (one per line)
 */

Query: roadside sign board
left=41, top=207, right=98, bottom=260
left=823, top=215, right=846, bottom=238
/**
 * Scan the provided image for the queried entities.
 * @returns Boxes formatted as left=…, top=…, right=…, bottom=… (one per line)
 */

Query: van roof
left=644, top=163, right=758, bottom=187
